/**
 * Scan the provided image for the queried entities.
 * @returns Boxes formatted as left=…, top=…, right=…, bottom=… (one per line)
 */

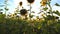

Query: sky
left=0, top=0, right=60, bottom=16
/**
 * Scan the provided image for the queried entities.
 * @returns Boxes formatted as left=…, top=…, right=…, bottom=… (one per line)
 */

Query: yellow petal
left=40, top=0, right=48, bottom=6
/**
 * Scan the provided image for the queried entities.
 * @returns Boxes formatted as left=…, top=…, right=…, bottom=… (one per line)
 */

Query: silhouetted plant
left=0, top=0, right=60, bottom=34
left=20, top=9, right=27, bottom=16
left=27, top=0, right=35, bottom=20
left=55, top=3, right=60, bottom=6
left=4, top=0, right=9, bottom=16
left=27, top=0, right=35, bottom=4
left=0, top=9, right=3, bottom=11
left=19, top=1, right=23, bottom=6
left=0, top=12, right=3, bottom=14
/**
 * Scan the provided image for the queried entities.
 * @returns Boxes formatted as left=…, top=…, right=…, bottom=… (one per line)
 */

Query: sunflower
left=19, top=1, right=22, bottom=6
left=20, top=9, right=27, bottom=16
left=27, top=0, right=35, bottom=4
left=0, top=12, right=3, bottom=14
left=40, top=0, right=48, bottom=6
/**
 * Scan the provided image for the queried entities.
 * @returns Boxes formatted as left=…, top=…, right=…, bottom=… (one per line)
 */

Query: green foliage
left=55, top=3, right=60, bottom=6
left=29, top=14, right=34, bottom=18
left=43, top=7, right=48, bottom=11
left=0, top=9, right=3, bottom=11
left=53, top=10, right=60, bottom=16
left=4, top=8, right=9, bottom=11
left=0, top=0, right=60, bottom=34
left=0, top=17, right=60, bottom=34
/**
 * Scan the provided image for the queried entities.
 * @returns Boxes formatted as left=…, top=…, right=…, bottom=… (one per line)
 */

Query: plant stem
left=30, top=3, right=31, bottom=20
left=50, top=5, right=53, bottom=16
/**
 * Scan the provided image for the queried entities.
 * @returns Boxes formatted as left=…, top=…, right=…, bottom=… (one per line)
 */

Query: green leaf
left=53, top=10, right=60, bottom=16
left=55, top=3, right=60, bottom=6
left=29, top=14, right=34, bottom=18
left=4, top=8, right=9, bottom=11
left=47, top=12, right=50, bottom=14
left=31, top=11, right=35, bottom=13
left=0, top=9, right=3, bottom=11
left=43, top=7, right=48, bottom=11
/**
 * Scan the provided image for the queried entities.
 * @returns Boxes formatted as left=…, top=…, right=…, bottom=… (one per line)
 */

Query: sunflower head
left=27, top=0, right=35, bottom=4
left=20, top=9, right=27, bottom=16
left=41, top=1, right=46, bottom=6
left=40, top=0, right=48, bottom=6
left=19, top=1, right=22, bottom=6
